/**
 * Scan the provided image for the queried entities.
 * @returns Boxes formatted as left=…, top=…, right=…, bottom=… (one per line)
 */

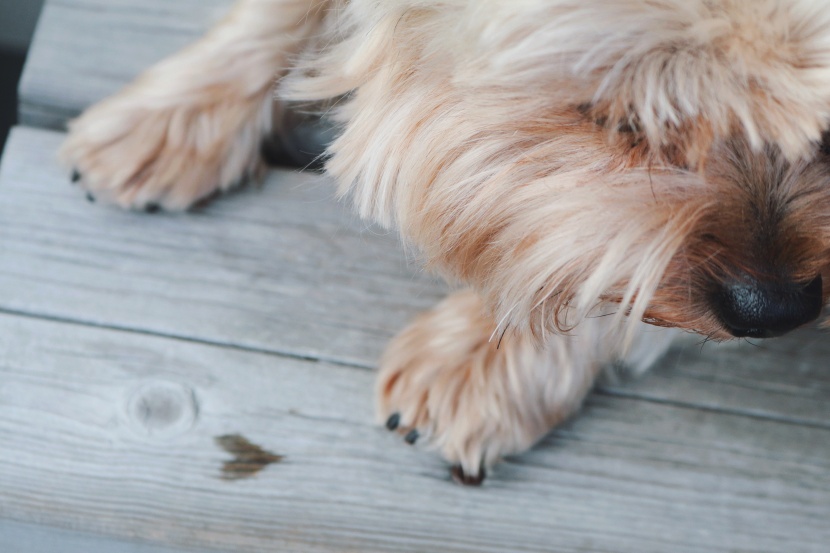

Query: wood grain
left=0, top=126, right=446, bottom=369
left=0, top=312, right=828, bottom=553
left=19, top=0, right=234, bottom=129
left=604, top=330, right=830, bottom=428
left=0, top=520, right=199, bottom=553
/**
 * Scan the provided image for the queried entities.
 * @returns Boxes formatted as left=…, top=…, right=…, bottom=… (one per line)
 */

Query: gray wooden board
left=0, top=520, right=204, bottom=553
left=0, top=312, right=828, bottom=553
left=0, top=126, right=446, bottom=369
left=607, top=330, right=830, bottom=429
left=19, top=0, right=235, bottom=129
left=3, top=126, right=830, bottom=430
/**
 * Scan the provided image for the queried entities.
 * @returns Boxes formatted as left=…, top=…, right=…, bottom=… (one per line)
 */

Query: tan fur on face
left=283, top=0, right=830, bottom=339
left=62, top=0, right=830, bottom=478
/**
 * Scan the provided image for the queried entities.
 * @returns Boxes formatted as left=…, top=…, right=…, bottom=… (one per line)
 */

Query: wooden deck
left=1, top=1, right=829, bottom=551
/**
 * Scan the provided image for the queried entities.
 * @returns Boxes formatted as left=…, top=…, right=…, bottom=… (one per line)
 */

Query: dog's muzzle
left=713, top=274, right=823, bottom=338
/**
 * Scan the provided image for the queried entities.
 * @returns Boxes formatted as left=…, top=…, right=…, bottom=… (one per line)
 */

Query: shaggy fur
left=63, top=0, right=830, bottom=482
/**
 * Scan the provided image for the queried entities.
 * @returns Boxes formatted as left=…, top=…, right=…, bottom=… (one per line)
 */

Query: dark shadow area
left=0, top=47, right=25, bottom=157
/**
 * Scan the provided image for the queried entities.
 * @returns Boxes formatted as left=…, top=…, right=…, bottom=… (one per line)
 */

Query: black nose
left=714, top=275, right=823, bottom=338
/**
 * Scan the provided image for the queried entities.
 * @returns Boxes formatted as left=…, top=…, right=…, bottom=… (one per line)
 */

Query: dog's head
left=293, top=0, right=830, bottom=341
left=542, top=0, right=830, bottom=341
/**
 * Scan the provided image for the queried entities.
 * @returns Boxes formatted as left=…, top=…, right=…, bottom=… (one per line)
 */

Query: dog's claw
left=385, top=413, right=401, bottom=431
left=85, top=192, right=96, bottom=203
left=145, top=203, right=160, bottom=213
left=71, top=169, right=81, bottom=183
left=450, top=465, right=486, bottom=487
left=404, top=429, right=419, bottom=445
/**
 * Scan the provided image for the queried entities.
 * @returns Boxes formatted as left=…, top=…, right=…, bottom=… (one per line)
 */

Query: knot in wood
left=126, top=381, right=198, bottom=438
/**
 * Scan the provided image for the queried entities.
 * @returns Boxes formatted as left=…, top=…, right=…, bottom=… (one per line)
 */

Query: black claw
left=404, top=429, right=419, bottom=445
left=145, top=203, right=160, bottom=213
left=85, top=193, right=96, bottom=203
left=71, top=170, right=81, bottom=183
left=450, top=465, right=486, bottom=487
left=385, top=413, right=401, bottom=431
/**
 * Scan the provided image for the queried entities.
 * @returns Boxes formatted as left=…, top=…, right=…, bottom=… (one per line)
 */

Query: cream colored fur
left=61, top=0, right=327, bottom=209
left=62, top=0, right=830, bottom=482
left=378, top=290, right=681, bottom=477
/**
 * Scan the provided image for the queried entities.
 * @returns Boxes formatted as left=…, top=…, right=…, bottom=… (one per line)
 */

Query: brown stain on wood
left=215, top=434, right=284, bottom=480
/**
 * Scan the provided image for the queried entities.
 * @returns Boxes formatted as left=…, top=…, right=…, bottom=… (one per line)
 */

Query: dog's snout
left=714, top=275, right=823, bottom=338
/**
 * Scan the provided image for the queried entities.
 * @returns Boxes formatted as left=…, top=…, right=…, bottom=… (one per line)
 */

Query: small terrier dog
left=62, top=0, right=830, bottom=485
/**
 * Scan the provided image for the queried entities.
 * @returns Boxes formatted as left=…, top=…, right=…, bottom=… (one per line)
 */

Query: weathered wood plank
left=3, top=126, right=830, bottom=430
left=0, top=312, right=828, bottom=553
left=0, top=126, right=446, bottom=368
left=603, top=329, right=830, bottom=429
left=0, top=520, right=202, bottom=553
left=19, top=0, right=233, bottom=128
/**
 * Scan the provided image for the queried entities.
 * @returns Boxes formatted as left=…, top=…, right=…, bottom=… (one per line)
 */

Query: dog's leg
left=62, top=0, right=328, bottom=210
left=377, top=289, right=678, bottom=484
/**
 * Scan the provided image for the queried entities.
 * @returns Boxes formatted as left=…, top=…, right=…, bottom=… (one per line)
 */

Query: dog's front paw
left=61, top=85, right=270, bottom=211
left=377, top=290, right=563, bottom=485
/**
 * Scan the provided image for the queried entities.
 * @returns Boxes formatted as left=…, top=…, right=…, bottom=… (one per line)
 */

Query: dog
left=61, top=0, right=830, bottom=486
